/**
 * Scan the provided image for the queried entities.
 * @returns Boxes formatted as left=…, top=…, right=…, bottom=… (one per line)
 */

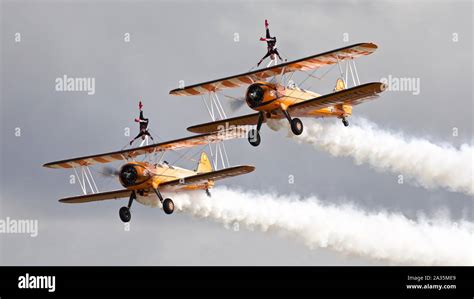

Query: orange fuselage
left=244, top=81, right=351, bottom=118
left=118, top=161, right=212, bottom=192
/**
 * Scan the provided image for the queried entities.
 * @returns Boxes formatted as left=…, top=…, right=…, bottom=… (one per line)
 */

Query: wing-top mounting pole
left=139, top=135, right=150, bottom=147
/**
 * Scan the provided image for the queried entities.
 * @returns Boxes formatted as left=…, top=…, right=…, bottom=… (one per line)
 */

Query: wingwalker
left=43, top=129, right=254, bottom=223
left=170, top=42, right=387, bottom=147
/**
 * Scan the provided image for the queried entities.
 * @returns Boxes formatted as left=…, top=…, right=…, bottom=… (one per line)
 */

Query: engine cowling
left=245, top=83, right=265, bottom=108
left=245, top=82, right=281, bottom=110
left=119, top=162, right=154, bottom=188
left=119, top=164, right=139, bottom=187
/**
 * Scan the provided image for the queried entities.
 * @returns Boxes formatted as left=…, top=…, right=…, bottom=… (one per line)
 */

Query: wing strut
left=73, top=166, right=99, bottom=195
left=335, top=54, right=361, bottom=89
left=200, top=91, right=232, bottom=170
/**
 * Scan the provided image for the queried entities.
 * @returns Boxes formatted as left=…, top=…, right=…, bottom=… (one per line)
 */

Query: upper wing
left=160, top=165, right=255, bottom=192
left=187, top=113, right=261, bottom=134
left=59, top=189, right=132, bottom=203
left=288, top=82, right=386, bottom=116
left=44, top=130, right=242, bottom=169
left=170, top=43, right=377, bottom=96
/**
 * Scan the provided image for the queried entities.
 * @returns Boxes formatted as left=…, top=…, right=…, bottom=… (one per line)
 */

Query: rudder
left=196, top=152, right=213, bottom=173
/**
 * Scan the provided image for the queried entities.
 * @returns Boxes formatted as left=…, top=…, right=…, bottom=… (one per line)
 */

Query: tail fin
left=196, top=152, right=213, bottom=173
left=334, top=78, right=346, bottom=92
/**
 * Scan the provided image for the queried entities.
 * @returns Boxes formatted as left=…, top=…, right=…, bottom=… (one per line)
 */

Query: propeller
left=101, top=166, right=120, bottom=177
left=222, top=94, right=246, bottom=112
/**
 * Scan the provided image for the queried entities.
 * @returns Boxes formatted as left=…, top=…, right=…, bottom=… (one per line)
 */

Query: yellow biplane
left=43, top=130, right=254, bottom=222
left=170, top=43, right=386, bottom=146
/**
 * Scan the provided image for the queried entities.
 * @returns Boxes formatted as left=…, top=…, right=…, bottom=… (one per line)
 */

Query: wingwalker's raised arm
left=130, top=101, right=154, bottom=146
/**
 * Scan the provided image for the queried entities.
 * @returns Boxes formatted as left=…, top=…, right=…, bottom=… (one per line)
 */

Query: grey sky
left=0, top=0, right=472, bottom=265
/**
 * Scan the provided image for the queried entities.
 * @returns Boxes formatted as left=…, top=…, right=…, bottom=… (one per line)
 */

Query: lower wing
left=186, top=82, right=386, bottom=133
left=187, top=113, right=261, bottom=134
left=58, top=166, right=255, bottom=203
left=160, top=165, right=255, bottom=192
left=59, top=189, right=132, bottom=203
left=288, top=82, right=386, bottom=116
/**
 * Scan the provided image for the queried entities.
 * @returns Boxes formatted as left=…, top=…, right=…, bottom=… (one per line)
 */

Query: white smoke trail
left=284, top=118, right=473, bottom=196
left=171, top=187, right=474, bottom=265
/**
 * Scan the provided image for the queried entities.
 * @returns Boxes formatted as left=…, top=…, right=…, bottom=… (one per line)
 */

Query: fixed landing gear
left=205, top=189, right=212, bottom=197
left=119, top=189, right=176, bottom=222
left=119, top=191, right=136, bottom=223
left=154, top=188, right=174, bottom=215
left=282, top=109, right=303, bottom=135
left=342, top=117, right=349, bottom=127
left=119, top=207, right=131, bottom=223
left=247, top=112, right=264, bottom=147
left=290, top=118, right=303, bottom=135
left=162, top=198, right=175, bottom=214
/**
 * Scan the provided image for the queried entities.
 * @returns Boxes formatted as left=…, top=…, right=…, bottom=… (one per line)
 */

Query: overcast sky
left=0, top=0, right=472, bottom=265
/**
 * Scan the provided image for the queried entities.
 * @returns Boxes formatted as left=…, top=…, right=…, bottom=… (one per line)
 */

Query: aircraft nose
left=245, top=84, right=264, bottom=108
left=119, top=164, right=138, bottom=187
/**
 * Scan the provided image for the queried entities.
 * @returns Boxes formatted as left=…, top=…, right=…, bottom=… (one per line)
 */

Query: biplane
left=43, top=130, right=254, bottom=223
left=170, top=43, right=387, bottom=146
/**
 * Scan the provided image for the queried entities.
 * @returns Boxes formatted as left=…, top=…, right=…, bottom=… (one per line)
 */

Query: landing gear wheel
left=119, top=207, right=131, bottom=223
left=290, top=118, right=303, bottom=135
left=162, top=198, right=175, bottom=215
left=248, top=129, right=261, bottom=147
left=342, top=118, right=349, bottom=127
